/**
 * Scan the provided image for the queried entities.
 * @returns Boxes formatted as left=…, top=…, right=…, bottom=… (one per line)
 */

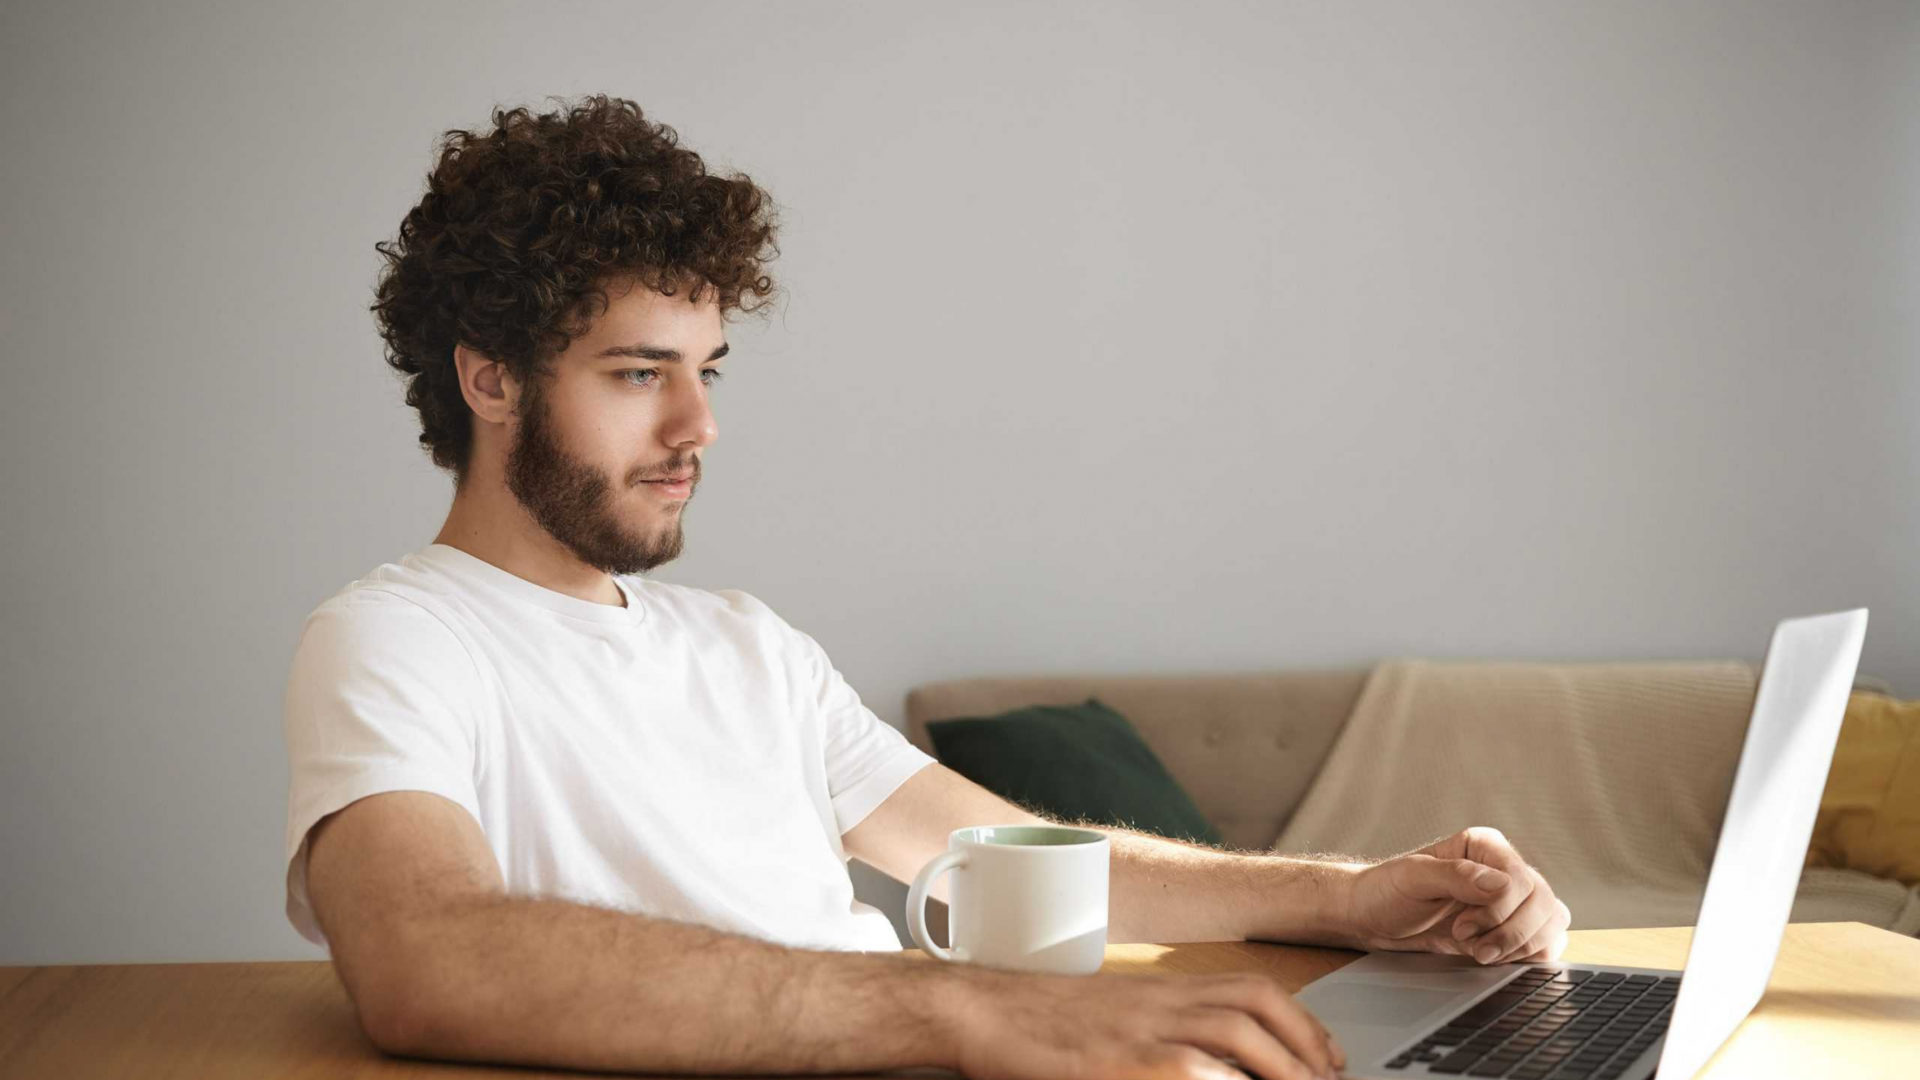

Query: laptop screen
left=1657, top=608, right=1867, bottom=1079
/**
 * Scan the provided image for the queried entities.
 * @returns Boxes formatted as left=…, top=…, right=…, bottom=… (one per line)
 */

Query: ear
left=453, top=344, right=519, bottom=427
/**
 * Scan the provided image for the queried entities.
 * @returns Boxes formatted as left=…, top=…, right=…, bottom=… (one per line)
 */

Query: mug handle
left=907, top=849, right=970, bottom=962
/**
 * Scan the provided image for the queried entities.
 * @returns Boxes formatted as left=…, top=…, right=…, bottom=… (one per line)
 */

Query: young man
left=284, top=95, right=1570, bottom=1080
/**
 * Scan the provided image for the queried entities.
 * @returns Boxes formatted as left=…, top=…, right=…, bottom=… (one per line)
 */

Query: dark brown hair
left=371, top=94, right=782, bottom=485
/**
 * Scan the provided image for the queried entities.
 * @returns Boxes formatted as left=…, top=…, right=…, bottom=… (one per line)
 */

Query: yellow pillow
left=1804, top=690, right=1920, bottom=886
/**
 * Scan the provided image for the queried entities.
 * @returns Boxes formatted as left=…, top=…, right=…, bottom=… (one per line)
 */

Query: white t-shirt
left=281, top=542, right=935, bottom=954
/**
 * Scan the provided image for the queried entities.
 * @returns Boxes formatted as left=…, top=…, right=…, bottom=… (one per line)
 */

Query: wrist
left=918, top=961, right=1008, bottom=1071
left=1317, top=861, right=1370, bottom=950
left=1246, top=857, right=1370, bottom=950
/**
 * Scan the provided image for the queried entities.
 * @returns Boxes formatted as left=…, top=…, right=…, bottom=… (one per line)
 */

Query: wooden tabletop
left=1, top=922, right=1913, bottom=1078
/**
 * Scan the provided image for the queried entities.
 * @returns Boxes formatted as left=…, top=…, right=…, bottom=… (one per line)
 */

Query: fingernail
left=1475, top=945, right=1500, bottom=963
left=1475, top=868, right=1509, bottom=889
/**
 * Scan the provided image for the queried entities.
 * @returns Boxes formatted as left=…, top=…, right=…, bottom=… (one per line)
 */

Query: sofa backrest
left=904, top=669, right=1369, bottom=851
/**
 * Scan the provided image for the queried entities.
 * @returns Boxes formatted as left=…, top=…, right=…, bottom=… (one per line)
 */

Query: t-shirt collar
left=415, top=543, right=647, bottom=626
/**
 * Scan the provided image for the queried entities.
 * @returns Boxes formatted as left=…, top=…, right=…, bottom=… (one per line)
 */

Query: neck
left=433, top=471, right=626, bottom=609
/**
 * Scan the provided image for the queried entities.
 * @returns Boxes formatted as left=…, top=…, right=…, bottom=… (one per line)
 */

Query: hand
left=1343, top=826, right=1571, bottom=965
left=951, top=967, right=1346, bottom=1080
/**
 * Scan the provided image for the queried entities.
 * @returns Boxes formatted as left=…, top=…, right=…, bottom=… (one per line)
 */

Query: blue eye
left=618, top=368, right=724, bottom=388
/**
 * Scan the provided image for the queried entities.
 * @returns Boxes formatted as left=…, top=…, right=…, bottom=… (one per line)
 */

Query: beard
left=504, top=376, right=696, bottom=576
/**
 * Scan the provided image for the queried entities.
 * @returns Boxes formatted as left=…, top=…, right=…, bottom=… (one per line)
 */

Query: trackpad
left=1305, top=984, right=1463, bottom=1027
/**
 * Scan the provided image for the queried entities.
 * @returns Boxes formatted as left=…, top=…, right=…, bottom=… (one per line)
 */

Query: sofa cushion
left=926, top=697, right=1226, bottom=846
left=1807, top=690, right=1920, bottom=887
left=906, top=670, right=1368, bottom=851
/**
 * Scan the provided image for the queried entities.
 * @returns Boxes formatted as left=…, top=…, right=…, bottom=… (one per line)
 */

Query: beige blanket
left=1270, top=659, right=1920, bottom=935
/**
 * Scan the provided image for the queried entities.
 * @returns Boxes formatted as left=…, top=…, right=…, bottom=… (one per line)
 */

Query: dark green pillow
left=926, top=697, right=1225, bottom=846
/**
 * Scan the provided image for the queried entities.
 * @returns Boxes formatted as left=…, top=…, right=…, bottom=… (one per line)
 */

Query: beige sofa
left=904, top=665, right=1920, bottom=941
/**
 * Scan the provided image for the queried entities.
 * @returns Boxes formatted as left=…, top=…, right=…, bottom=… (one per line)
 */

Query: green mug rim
left=950, top=824, right=1108, bottom=848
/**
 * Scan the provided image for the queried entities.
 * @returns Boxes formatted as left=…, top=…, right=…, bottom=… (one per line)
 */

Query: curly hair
left=371, top=94, right=782, bottom=485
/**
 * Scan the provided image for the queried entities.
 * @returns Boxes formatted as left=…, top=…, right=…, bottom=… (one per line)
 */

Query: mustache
left=635, top=457, right=701, bottom=484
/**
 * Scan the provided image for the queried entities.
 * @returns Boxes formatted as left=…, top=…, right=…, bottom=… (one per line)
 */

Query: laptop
left=1293, top=608, right=1869, bottom=1080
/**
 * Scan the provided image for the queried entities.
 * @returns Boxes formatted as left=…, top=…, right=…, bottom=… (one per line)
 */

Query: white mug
left=906, top=824, right=1110, bottom=975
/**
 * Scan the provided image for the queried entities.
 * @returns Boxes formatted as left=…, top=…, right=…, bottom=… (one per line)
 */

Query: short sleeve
left=790, top=628, right=936, bottom=836
left=281, top=589, right=487, bottom=948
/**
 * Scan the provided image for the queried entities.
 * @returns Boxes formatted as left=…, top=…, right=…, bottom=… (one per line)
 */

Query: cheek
left=564, top=388, right=661, bottom=483
left=572, top=413, right=643, bottom=479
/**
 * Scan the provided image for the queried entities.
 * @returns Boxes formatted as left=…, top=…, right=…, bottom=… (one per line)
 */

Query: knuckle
left=1484, top=924, right=1526, bottom=952
left=1511, top=930, right=1549, bottom=959
left=1254, top=976, right=1295, bottom=1006
left=1223, top=1011, right=1264, bottom=1043
left=1215, top=972, right=1267, bottom=1001
left=1188, top=1008, right=1241, bottom=1040
left=1231, top=971, right=1274, bottom=992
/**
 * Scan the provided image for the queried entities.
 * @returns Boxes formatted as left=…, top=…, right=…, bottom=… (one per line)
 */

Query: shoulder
left=292, top=578, right=478, bottom=681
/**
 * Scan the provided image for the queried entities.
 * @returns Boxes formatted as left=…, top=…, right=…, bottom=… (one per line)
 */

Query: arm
left=844, top=764, right=1570, bottom=960
left=312, top=787, right=1346, bottom=1080
left=305, top=789, right=969, bottom=1074
left=843, top=762, right=1353, bottom=945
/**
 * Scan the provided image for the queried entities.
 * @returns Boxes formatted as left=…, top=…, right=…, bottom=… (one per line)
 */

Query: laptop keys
left=1400, top=967, right=1678, bottom=1077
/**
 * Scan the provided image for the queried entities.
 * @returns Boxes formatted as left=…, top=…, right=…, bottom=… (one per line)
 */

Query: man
left=285, top=94, right=1571, bottom=1080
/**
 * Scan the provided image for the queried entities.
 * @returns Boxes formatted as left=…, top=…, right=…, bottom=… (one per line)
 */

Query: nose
left=662, top=368, right=719, bottom=451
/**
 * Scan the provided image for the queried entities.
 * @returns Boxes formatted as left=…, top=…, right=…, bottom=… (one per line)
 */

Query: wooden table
left=1, top=922, right=1913, bottom=1078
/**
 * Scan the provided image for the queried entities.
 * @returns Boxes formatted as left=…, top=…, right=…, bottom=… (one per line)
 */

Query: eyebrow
left=595, top=342, right=730, bottom=363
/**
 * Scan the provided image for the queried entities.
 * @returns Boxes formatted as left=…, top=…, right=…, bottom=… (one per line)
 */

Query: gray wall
left=1, top=0, right=1914, bottom=965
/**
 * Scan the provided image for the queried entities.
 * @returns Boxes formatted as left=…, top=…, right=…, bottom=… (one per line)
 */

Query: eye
left=616, top=368, right=725, bottom=388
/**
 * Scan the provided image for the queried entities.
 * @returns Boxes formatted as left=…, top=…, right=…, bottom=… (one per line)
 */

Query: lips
left=645, top=473, right=694, bottom=484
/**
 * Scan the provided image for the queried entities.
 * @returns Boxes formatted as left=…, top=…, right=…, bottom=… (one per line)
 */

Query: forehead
left=571, top=276, right=724, bottom=355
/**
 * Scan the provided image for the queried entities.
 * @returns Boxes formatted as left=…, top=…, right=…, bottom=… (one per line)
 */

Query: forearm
left=368, top=892, right=980, bottom=1074
left=1095, top=827, right=1372, bottom=947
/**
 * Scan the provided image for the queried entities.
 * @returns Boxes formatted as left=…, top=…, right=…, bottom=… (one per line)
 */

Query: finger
left=1423, top=901, right=1474, bottom=955
left=1202, top=976, right=1342, bottom=1075
left=1416, top=824, right=1511, bottom=864
left=1375, top=895, right=1470, bottom=947
left=1462, top=874, right=1557, bottom=964
left=1448, top=862, right=1540, bottom=943
left=1503, top=904, right=1572, bottom=966
left=1393, top=854, right=1514, bottom=908
left=1171, top=1008, right=1321, bottom=1080
left=1499, top=897, right=1572, bottom=966
left=1456, top=868, right=1541, bottom=941
left=1161, top=1045, right=1255, bottom=1080
left=1424, top=827, right=1537, bottom=928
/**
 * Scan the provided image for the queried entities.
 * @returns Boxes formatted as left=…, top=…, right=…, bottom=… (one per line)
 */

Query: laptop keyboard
left=1382, top=966, right=1678, bottom=1079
